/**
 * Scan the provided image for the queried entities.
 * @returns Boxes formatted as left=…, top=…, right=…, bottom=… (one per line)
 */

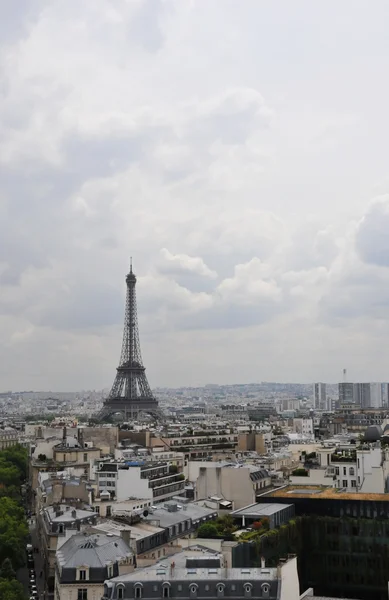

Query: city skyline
left=2, top=2, right=389, bottom=390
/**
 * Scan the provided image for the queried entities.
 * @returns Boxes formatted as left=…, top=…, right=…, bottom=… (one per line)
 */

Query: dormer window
left=117, top=584, right=125, bottom=599
left=58, top=523, right=64, bottom=534
left=217, top=583, right=225, bottom=597
left=77, top=567, right=89, bottom=581
left=162, top=582, right=170, bottom=598
left=190, top=583, right=198, bottom=597
left=244, top=583, right=252, bottom=597
left=134, top=583, right=143, bottom=598
left=261, top=582, right=270, bottom=598
left=107, top=564, right=114, bottom=578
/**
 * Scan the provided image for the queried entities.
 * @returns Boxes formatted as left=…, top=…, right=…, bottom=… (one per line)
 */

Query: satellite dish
left=143, top=510, right=149, bottom=517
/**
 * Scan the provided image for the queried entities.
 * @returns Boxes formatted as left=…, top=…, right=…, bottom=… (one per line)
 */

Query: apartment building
left=55, top=533, right=134, bottom=600
left=92, top=460, right=186, bottom=504
left=196, top=463, right=271, bottom=509
left=102, top=550, right=302, bottom=600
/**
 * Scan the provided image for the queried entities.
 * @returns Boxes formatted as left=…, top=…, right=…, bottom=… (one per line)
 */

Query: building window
left=244, top=583, right=252, bottom=597
left=163, top=583, right=170, bottom=598
left=261, top=583, right=270, bottom=597
left=79, top=569, right=87, bottom=581
left=342, top=480, right=347, bottom=487
left=107, top=565, right=113, bottom=578
left=335, top=467, right=339, bottom=475
left=134, top=584, right=142, bottom=598
left=217, top=583, right=225, bottom=597
left=343, top=467, right=346, bottom=476
left=349, top=467, right=355, bottom=476
left=190, top=584, right=198, bottom=597
left=117, top=585, right=125, bottom=599
left=351, top=480, right=357, bottom=488
left=84, top=453, right=88, bottom=462
left=58, top=524, right=64, bottom=534
left=106, top=506, right=112, bottom=517
left=78, top=590, right=88, bottom=600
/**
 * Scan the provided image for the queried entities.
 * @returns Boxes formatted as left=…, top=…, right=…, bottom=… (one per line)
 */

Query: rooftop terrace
left=268, top=485, right=389, bottom=502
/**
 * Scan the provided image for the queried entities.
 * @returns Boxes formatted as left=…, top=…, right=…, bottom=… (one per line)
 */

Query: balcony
left=331, top=452, right=356, bottom=463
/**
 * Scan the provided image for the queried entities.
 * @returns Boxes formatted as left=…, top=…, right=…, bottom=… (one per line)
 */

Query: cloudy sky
left=2, top=0, right=389, bottom=391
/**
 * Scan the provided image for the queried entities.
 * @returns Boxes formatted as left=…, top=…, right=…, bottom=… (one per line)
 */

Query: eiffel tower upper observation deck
left=97, top=262, right=159, bottom=420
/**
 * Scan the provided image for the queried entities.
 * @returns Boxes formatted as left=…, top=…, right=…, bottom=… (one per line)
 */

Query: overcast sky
left=2, top=1, right=389, bottom=391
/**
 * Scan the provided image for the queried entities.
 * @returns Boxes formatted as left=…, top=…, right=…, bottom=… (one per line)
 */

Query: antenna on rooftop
left=343, top=368, right=347, bottom=383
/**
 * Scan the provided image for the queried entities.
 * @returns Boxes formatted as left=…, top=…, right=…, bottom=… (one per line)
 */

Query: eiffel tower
left=96, top=261, right=159, bottom=421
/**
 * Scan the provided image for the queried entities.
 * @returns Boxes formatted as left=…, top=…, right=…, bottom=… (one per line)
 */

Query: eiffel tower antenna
left=96, top=262, right=159, bottom=421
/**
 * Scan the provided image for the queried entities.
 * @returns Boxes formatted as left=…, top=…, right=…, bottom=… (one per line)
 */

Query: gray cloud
left=2, top=1, right=389, bottom=389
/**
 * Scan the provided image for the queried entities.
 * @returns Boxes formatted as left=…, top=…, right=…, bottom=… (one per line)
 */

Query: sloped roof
left=56, top=533, right=132, bottom=568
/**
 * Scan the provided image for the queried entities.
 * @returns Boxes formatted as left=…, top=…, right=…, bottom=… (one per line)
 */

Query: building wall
left=292, top=419, right=313, bottom=436
left=82, top=426, right=119, bottom=454
left=56, top=581, right=103, bottom=600
left=279, top=555, right=300, bottom=600
left=117, top=468, right=152, bottom=501
left=357, top=447, right=385, bottom=493
left=196, top=467, right=256, bottom=509
left=237, top=433, right=265, bottom=454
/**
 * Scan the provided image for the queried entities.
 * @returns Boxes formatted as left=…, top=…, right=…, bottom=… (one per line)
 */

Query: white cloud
left=1, top=1, right=389, bottom=389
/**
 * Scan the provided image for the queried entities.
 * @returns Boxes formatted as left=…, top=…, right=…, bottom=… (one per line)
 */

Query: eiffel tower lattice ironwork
left=97, top=261, right=159, bottom=420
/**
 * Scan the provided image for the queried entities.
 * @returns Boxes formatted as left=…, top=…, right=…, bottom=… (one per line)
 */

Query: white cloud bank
left=1, top=0, right=389, bottom=389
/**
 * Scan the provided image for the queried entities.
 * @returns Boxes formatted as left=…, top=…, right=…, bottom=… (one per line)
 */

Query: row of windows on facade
left=337, top=480, right=357, bottom=488
left=335, top=466, right=355, bottom=476
left=109, top=581, right=271, bottom=600
left=58, top=453, right=89, bottom=462
left=77, top=564, right=116, bottom=581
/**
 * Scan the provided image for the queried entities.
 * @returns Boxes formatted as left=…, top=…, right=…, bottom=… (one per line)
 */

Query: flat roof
left=144, top=503, right=217, bottom=528
left=268, top=485, right=389, bottom=502
left=232, top=503, right=292, bottom=517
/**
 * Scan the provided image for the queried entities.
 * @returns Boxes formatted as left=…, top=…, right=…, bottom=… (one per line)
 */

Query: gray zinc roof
left=231, top=502, right=292, bottom=517
left=143, top=503, right=217, bottom=528
left=57, top=533, right=132, bottom=568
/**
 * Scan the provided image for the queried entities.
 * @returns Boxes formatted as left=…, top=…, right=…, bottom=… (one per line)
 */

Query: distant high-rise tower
left=313, top=383, right=326, bottom=409
left=338, top=381, right=356, bottom=405
left=97, top=262, right=159, bottom=421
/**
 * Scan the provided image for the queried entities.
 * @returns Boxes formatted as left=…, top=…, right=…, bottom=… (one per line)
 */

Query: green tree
left=0, top=558, right=16, bottom=580
left=0, top=578, right=26, bottom=600
left=197, top=523, right=220, bottom=538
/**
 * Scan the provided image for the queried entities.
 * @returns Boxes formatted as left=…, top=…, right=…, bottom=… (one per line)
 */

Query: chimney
left=261, top=557, right=266, bottom=569
left=120, top=529, right=131, bottom=548
left=72, top=510, right=77, bottom=518
left=63, top=427, right=67, bottom=443
left=78, top=428, right=84, bottom=447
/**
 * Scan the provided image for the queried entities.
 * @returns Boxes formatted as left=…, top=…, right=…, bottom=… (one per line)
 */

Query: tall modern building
left=313, top=383, right=326, bottom=409
left=338, top=382, right=356, bottom=405
left=97, top=263, right=159, bottom=421
left=340, top=382, right=383, bottom=408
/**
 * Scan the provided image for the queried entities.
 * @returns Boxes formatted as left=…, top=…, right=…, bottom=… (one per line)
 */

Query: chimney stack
left=63, top=427, right=67, bottom=443
left=261, top=556, right=266, bottom=569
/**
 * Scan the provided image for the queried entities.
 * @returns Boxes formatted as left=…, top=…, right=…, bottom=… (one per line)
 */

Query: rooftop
left=232, top=502, right=293, bottom=517
left=110, top=549, right=278, bottom=583
left=57, top=533, right=132, bottom=568
left=45, top=505, right=95, bottom=523
left=268, top=485, right=389, bottom=502
left=92, top=519, right=164, bottom=541
left=143, top=502, right=217, bottom=528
